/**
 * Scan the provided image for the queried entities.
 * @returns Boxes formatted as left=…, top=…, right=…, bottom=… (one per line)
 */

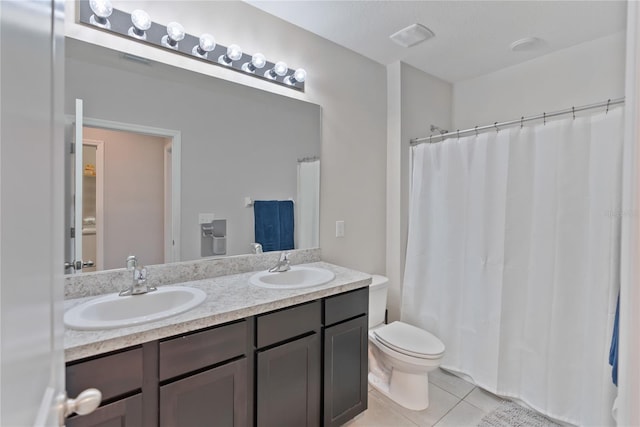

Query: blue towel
left=254, top=200, right=294, bottom=252
left=609, top=293, right=619, bottom=386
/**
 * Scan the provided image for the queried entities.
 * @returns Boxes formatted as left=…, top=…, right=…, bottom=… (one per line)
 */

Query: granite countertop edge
left=64, top=262, right=372, bottom=362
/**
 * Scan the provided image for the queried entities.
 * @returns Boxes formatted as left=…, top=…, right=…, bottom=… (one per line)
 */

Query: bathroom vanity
left=64, top=260, right=370, bottom=427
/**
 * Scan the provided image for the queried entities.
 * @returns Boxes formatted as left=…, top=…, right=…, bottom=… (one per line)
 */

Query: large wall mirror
left=65, top=38, right=322, bottom=273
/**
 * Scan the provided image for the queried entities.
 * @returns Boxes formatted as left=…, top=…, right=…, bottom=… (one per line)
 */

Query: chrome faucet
left=268, top=251, right=291, bottom=273
left=119, top=255, right=157, bottom=296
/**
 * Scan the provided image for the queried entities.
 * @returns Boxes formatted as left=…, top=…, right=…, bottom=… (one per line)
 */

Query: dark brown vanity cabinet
left=323, top=288, right=369, bottom=427
left=66, top=321, right=250, bottom=427
left=65, top=287, right=369, bottom=427
left=158, top=320, right=250, bottom=427
left=255, top=301, right=322, bottom=427
left=66, top=347, right=145, bottom=427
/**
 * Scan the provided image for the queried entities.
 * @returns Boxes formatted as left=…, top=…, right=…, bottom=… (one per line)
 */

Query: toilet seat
left=373, top=321, right=445, bottom=360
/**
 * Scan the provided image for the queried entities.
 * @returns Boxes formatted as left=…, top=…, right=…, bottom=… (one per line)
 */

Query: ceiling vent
left=390, top=23, right=435, bottom=48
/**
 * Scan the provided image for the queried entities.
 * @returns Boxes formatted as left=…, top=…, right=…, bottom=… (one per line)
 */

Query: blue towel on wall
left=254, top=200, right=294, bottom=252
left=609, top=293, right=619, bottom=386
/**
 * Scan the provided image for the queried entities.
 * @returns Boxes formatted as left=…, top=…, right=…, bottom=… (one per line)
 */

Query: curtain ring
left=457, top=129, right=460, bottom=139
left=429, top=135, right=433, bottom=144
left=606, top=99, right=611, bottom=114
left=572, top=107, right=575, bottom=120
left=520, top=116, right=524, bottom=129
left=494, top=122, right=499, bottom=133
left=475, top=126, right=478, bottom=136
left=543, top=112, right=546, bottom=125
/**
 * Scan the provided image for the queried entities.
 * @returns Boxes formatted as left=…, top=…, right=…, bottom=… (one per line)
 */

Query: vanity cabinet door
left=159, top=357, right=248, bottom=427
left=323, top=315, right=368, bottom=427
left=256, top=333, right=321, bottom=427
left=66, top=394, right=142, bottom=427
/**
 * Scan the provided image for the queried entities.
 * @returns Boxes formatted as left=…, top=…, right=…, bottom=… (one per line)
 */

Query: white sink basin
left=250, top=266, right=335, bottom=289
left=64, top=286, right=207, bottom=330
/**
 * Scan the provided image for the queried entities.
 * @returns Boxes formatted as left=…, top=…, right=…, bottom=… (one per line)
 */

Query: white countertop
left=64, top=262, right=371, bottom=362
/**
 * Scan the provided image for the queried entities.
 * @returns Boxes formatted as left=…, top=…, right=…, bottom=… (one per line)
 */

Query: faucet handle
left=280, top=251, right=290, bottom=261
left=134, top=267, right=148, bottom=284
left=126, top=255, right=138, bottom=270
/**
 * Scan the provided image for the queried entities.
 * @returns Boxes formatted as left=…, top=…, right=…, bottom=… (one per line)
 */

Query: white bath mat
left=478, top=401, right=562, bottom=427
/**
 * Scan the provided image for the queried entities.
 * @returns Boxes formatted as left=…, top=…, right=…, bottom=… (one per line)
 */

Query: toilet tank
left=368, top=275, right=389, bottom=328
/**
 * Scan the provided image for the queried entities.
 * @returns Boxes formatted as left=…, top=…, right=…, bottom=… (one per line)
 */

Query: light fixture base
left=77, top=0, right=305, bottom=92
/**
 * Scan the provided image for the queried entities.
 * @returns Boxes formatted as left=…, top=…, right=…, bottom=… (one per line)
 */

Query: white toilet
left=368, top=275, right=445, bottom=411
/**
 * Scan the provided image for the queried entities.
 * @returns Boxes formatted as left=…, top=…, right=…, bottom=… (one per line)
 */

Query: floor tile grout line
left=368, top=389, right=422, bottom=427
left=461, top=385, right=476, bottom=399
left=433, top=399, right=465, bottom=427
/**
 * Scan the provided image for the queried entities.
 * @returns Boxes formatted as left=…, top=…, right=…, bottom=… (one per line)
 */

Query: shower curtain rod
left=410, top=97, right=625, bottom=146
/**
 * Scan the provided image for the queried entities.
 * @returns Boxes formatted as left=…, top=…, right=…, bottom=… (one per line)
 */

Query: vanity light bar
left=78, top=0, right=306, bottom=92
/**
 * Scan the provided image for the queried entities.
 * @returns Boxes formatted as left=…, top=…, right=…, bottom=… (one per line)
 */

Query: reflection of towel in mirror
left=609, top=293, right=619, bottom=386
left=254, top=200, right=294, bottom=252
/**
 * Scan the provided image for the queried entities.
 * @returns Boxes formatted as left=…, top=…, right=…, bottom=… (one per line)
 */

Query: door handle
left=58, top=388, right=102, bottom=426
left=64, top=260, right=95, bottom=271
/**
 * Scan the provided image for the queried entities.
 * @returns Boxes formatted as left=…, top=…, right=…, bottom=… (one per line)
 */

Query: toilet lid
left=373, top=321, right=445, bottom=359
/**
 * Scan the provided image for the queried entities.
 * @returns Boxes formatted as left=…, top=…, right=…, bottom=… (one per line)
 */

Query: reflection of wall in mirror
left=82, top=145, right=97, bottom=272
left=65, top=39, right=321, bottom=263
left=83, top=126, right=168, bottom=270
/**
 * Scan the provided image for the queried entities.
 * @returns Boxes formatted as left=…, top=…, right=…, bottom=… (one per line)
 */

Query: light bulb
left=274, top=61, right=288, bottom=76
left=167, top=22, right=185, bottom=42
left=227, top=45, right=243, bottom=61
left=161, top=22, right=185, bottom=49
left=265, top=61, right=288, bottom=79
left=242, top=53, right=266, bottom=73
left=251, top=53, right=266, bottom=69
left=293, top=68, right=306, bottom=82
left=89, top=0, right=112, bottom=28
left=128, top=9, right=151, bottom=40
left=285, top=68, right=307, bottom=86
left=192, top=33, right=216, bottom=58
left=218, top=44, right=242, bottom=65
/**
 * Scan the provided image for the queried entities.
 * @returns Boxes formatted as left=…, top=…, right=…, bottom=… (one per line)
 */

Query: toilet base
left=368, top=369, right=430, bottom=411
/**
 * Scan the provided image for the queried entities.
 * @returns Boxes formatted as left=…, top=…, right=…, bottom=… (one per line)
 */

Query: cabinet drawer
left=67, top=347, right=143, bottom=402
left=160, top=358, right=248, bottom=427
left=324, top=287, right=368, bottom=327
left=66, top=393, right=142, bottom=427
left=256, top=300, right=321, bottom=348
left=159, top=320, right=248, bottom=381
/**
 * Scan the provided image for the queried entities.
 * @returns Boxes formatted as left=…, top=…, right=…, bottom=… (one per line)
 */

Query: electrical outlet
left=336, top=220, right=345, bottom=238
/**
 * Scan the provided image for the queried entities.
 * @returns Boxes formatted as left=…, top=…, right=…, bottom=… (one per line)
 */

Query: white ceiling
left=245, top=0, right=627, bottom=83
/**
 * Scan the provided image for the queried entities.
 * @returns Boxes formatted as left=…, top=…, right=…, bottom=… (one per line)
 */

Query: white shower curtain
left=296, top=159, right=320, bottom=249
left=402, top=109, right=623, bottom=426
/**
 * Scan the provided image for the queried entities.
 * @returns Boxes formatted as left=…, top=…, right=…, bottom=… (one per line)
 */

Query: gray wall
left=65, top=39, right=321, bottom=263
left=386, top=62, right=453, bottom=321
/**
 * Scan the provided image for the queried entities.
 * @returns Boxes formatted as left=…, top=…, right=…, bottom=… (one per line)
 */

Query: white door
left=0, top=1, right=99, bottom=425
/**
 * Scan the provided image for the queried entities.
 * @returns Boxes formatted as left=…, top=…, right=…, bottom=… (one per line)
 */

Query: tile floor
left=345, top=368, right=507, bottom=427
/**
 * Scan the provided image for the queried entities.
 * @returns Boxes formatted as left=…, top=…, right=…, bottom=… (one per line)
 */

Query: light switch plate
left=199, top=213, right=214, bottom=224
left=336, top=220, right=345, bottom=238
